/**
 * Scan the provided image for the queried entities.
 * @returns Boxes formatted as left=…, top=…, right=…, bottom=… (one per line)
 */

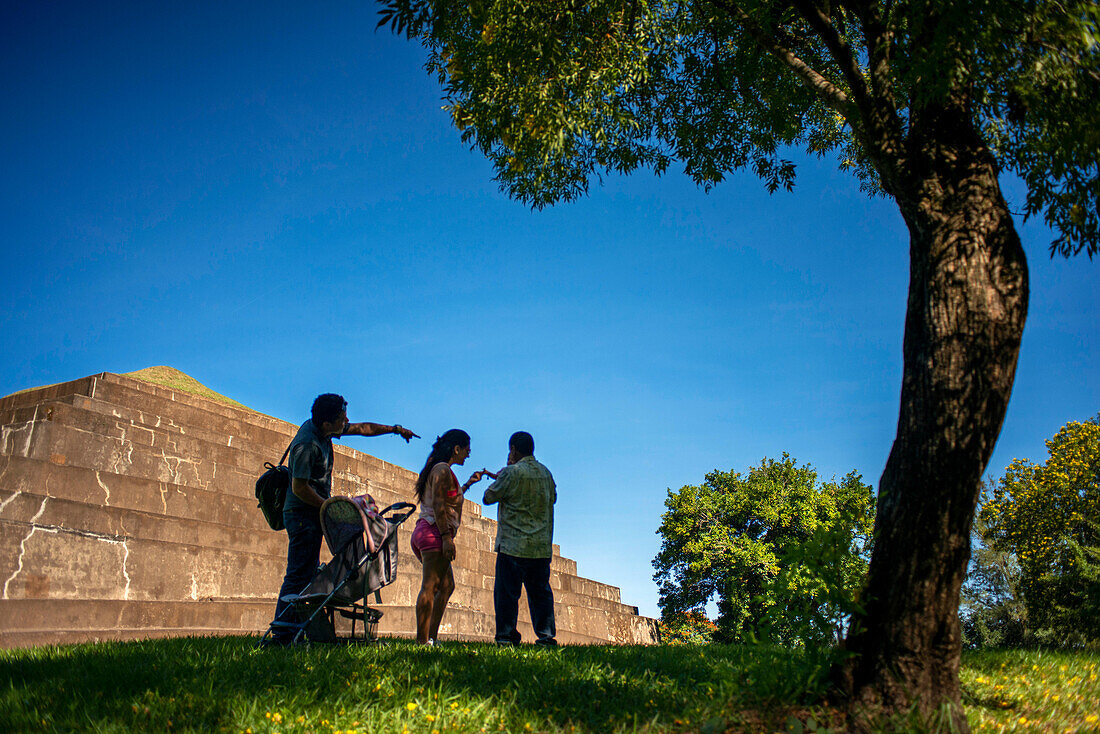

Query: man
left=266, top=393, right=417, bottom=644
left=482, top=431, right=558, bottom=646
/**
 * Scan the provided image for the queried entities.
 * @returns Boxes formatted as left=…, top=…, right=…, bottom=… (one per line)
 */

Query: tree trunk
left=837, top=108, right=1029, bottom=731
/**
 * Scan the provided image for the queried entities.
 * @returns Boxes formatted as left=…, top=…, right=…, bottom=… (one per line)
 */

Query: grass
left=3, top=365, right=251, bottom=412
left=0, top=638, right=1096, bottom=733
left=961, top=649, right=1100, bottom=733
left=123, top=366, right=252, bottom=411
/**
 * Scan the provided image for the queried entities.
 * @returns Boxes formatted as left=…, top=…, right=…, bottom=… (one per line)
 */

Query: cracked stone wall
left=0, top=372, right=659, bottom=648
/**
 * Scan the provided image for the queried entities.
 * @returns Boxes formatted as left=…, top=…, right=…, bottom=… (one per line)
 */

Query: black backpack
left=256, top=442, right=292, bottom=531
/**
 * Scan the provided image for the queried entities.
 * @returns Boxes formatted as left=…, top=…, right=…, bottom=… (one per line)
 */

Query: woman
left=409, top=429, right=488, bottom=645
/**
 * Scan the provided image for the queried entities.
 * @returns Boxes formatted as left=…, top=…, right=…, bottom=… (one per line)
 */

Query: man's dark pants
left=271, top=506, right=323, bottom=639
left=494, top=552, right=557, bottom=645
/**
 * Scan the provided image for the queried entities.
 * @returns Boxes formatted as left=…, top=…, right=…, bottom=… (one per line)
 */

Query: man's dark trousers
left=271, top=507, right=323, bottom=639
left=494, top=553, right=556, bottom=645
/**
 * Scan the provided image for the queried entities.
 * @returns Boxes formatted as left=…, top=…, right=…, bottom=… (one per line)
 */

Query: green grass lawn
left=0, top=638, right=1096, bottom=733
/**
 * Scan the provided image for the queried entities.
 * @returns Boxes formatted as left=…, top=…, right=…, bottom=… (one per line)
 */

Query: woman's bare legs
left=416, top=551, right=453, bottom=644
left=428, top=562, right=455, bottom=642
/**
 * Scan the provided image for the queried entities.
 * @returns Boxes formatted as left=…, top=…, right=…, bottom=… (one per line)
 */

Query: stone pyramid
left=0, top=370, right=658, bottom=648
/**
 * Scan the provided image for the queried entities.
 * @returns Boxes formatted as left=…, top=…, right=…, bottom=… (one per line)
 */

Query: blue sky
left=2, top=2, right=1096, bottom=618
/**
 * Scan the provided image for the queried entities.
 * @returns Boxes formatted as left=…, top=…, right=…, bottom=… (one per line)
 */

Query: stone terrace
left=0, top=372, right=658, bottom=648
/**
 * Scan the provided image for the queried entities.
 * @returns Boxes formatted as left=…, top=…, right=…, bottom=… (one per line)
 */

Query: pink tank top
left=418, top=466, right=460, bottom=524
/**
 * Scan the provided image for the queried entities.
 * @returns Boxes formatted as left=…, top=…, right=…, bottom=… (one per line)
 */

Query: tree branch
left=841, top=0, right=899, bottom=115
left=709, top=0, right=857, bottom=119
left=789, top=0, right=871, bottom=111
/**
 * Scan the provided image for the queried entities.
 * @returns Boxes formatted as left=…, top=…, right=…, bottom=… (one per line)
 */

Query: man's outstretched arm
left=342, top=422, right=419, bottom=442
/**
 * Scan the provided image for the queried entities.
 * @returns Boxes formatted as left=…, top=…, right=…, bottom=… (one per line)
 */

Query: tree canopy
left=978, top=415, right=1100, bottom=646
left=653, top=454, right=874, bottom=646
left=380, top=0, right=1100, bottom=255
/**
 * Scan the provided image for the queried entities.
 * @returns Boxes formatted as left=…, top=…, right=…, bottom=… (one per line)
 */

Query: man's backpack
left=256, top=442, right=293, bottom=531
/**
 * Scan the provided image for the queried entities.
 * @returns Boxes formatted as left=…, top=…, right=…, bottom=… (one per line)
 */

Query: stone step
left=61, top=393, right=300, bottom=470
left=0, top=598, right=273, bottom=636
left=363, top=604, right=609, bottom=645
left=26, top=379, right=489, bottom=516
left=0, top=478, right=286, bottom=560
left=0, top=400, right=315, bottom=495
left=0, top=580, right=620, bottom=646
left=98, top=372, right=301, bottom=429
left=3, top=410, right=256, bottom=496
left=1, top=399, right=485, bottom=521
left=0, top=454, right=280, bottom=534
left=3, top=373, right=286, bottom=437
left=0, top=503, right=624, bottom=623
left=0, top=598, right=613, bottom=647
left=0, top=628, right=236, bottom=649
left=3, top=374, right=378, bottom=472
left=90, top=373, right=421, bottom=459
left=66, top=389, right=428, bottom=499
left=0, top=410, right=585, bottom=579
left=0, top=455, right=479, bottom=556
left=3, top=393, right=293, bottom=467
left=75, top=377, right=300, bottom=441
left=0, top=408, right=395, bottom=510
left=0, top=447, right=581, bottom=581
left=0, top=514, right=284, bottom=603
left=0, top=376, right=100, bottom=412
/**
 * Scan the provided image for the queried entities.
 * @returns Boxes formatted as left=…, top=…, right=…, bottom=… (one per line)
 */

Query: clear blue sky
left=2, top=2, right=1096, bottom=618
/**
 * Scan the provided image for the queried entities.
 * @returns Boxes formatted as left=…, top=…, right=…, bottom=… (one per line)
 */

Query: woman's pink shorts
left=410, top=518, right=442, bottom=561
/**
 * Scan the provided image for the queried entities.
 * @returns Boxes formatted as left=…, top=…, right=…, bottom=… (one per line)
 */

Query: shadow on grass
left=0, top=636, right=839, bottom=732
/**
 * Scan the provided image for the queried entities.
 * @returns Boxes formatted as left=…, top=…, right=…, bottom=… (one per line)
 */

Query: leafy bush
left=653, top=454, right=874, bottom=646
left=659, top=611, right=718, bottom=645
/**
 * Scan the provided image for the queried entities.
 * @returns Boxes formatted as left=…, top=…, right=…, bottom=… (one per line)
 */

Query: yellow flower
left=406, top=702, right=418, bottom=711
left=450, top=702, right=459, bottom=709
left=426, top=714, right=436, bottom=722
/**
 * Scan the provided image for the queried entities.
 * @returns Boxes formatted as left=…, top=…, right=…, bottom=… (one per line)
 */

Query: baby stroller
left=264, top=495, right=416, bottom=645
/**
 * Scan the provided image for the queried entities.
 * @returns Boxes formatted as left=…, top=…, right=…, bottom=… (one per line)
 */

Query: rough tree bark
left=837, top=106, right=1030, bottom=731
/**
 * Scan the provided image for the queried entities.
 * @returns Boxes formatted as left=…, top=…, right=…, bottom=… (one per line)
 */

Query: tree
left=660, top=610, right=719, bottom=644
left=381, top=0, right=1099, bottom=724
left=979, top=415, right=1100, bottom=646
left=959, top=491, right=1028, bottom=648
left=653, top=455, right=874, bottom=647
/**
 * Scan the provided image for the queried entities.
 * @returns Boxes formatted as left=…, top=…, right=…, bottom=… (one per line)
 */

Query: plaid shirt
left=482, top=456, right=556, bottom=558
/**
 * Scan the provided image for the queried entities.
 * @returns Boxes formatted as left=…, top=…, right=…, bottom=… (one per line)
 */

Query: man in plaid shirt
left=482, top=431, right=558, bottom=646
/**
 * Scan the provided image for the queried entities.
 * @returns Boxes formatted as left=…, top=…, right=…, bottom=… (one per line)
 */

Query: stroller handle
left=380, top=502, right=417, bottom=525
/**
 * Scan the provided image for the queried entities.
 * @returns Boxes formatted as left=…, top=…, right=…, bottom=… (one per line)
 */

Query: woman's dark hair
left=414, top=429, right=470, bottom=503
left=311, top=393, right=347, bottom=426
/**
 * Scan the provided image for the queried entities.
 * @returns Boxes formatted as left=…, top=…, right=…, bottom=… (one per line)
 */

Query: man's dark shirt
left=283, top=419, right=334, bottom=512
